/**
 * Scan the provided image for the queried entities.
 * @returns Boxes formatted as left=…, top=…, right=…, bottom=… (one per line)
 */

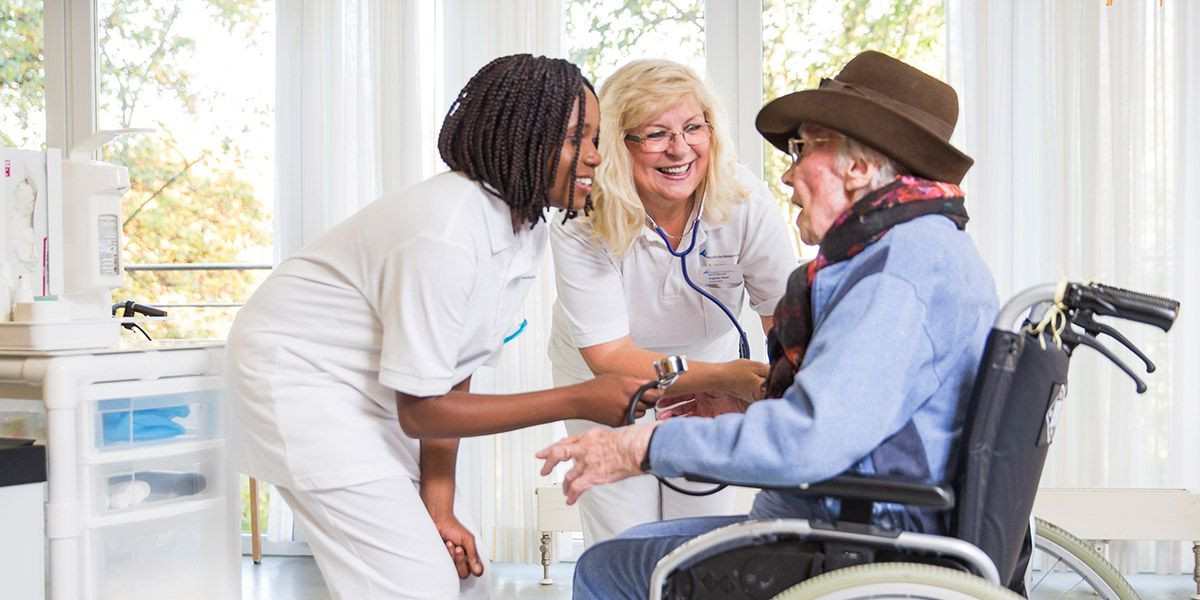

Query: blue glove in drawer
left=101, top=406, right=191, bottom=445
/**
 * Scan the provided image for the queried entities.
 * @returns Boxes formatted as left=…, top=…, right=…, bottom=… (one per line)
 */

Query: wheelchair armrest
left=682, top=472, right=955, bottom=511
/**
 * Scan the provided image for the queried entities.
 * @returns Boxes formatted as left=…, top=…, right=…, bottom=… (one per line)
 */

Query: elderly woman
left=547, top=59, right=796, bottom=546
left=540, top=50, right=999, bottom=599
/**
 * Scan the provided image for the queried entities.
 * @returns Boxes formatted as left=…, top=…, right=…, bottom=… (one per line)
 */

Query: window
left=565, top=0, right=705, bottom=87
left=0, top=0, right=46, bottom=149
left=97, top=0, right=275, bottom=339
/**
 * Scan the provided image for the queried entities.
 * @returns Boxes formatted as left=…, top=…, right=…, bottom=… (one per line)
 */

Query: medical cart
left=0, top=343, right=239, bottom=600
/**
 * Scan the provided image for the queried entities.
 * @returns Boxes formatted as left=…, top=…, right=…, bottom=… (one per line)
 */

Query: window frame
left=703, top=0, right=765, bottom=178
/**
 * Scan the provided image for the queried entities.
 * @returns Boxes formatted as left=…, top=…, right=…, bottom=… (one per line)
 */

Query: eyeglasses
left=786, top=136, right=842, bottom=165
left=624, top=122, right=712, bottom=152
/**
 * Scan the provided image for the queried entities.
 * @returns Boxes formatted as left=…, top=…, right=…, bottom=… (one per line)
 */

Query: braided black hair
left=438, top=54, right=595, bottom=228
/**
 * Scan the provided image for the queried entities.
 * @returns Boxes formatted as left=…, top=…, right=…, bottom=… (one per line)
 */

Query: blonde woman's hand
left=721, top=359, right=769, bottom=402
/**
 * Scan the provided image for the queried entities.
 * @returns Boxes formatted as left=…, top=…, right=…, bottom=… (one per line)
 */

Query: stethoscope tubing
left=653, top=219, right=751, bottom=361
left=627, top=380, right=727, bottom=497
left=624, top=214, right=747, bottom=497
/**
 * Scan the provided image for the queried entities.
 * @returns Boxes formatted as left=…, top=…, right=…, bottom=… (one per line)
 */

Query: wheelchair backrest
left=951, top=327, right=1071, bottom=588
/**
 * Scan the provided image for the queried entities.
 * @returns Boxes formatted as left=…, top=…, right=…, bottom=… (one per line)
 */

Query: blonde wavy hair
left=587, top=60, right=747, bottom=256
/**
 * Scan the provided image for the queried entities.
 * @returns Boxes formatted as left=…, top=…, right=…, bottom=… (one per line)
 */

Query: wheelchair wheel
left=773, top=562, right=1025, bottom=599
left=1029, top=517, right=1139, bottom=599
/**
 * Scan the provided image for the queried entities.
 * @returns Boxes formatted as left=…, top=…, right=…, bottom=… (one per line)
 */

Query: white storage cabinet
left=0, top=345, right=239, bottom=600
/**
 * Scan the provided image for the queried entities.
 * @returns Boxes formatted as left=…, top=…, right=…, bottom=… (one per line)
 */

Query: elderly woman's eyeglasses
left=624, top=122, right=712, bottom=153
left=787, top=136, right=842, bottom=165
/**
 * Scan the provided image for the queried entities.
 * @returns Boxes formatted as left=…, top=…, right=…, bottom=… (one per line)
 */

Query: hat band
left=819, top=78, right=952, bottom=139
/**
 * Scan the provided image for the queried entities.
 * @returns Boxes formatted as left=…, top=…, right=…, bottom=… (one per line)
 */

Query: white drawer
left=89, top=448, right=224, bottom=517
left=85, top=377, right=223, bottom=452
left=85, top=503, right=234, bottom=600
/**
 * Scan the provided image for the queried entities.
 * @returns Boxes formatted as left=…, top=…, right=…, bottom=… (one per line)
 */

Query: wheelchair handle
left=1061, top=282, right=1179, bottom=332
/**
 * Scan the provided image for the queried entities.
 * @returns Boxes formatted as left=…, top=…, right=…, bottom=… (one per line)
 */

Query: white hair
left=801, top=124, right=908, bottom=196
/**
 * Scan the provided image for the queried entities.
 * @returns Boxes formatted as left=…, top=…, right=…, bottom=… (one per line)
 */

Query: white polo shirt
left=548, top=165, right=797, bottom=383
left=226, top=171, right=546, bottom=490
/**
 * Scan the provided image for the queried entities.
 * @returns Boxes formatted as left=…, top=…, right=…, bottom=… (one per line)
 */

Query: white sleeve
left=736, top=166, right=799, bottom=315
left=375, top=236, right=476, bottom=396
left=550, top=220, right=630, bottom=348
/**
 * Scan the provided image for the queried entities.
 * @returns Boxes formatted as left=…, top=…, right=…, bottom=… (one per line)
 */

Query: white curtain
left=947, top=0, right=1200, bottom=573
left=275, top=0, right=438, bottom=259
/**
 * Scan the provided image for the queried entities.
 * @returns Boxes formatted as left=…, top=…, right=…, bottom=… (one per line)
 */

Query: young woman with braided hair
left=227, top=54, right=657, bottom=599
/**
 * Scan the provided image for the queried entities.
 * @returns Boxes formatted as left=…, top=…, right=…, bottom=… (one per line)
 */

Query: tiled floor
left=243, top=556, right=1197, bottom=599
left=240, top=557, right=574, bottom=600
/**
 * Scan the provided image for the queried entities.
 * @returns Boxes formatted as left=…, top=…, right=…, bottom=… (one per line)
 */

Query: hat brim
left=756, top=89, right=973, bottom=184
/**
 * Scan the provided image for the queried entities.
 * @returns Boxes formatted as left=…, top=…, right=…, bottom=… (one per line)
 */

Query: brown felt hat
left=756, top=50, right=973, bottom=184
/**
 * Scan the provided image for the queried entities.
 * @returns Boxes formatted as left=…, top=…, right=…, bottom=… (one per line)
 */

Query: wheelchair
left=644, top=281, right=1180, bottom=600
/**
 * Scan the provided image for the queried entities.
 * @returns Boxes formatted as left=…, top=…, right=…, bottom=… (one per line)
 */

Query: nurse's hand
left=578, top=374, right=661, bottom=427
left=720, top=359, right=769, bottom=402
left=536, top=422, right=659, bottom=505
left=432, top=514, right=484, bottom=579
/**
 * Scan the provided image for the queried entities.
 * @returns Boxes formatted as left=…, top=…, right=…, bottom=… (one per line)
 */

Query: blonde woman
left=547, top=60, right=796, bottom=546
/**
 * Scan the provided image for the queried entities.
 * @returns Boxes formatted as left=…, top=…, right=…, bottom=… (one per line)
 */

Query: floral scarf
left=763, top=176, right=968, bottom=398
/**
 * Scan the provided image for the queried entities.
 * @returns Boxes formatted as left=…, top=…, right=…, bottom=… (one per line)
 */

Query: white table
left=1033, top=487, right=1200, bottom=599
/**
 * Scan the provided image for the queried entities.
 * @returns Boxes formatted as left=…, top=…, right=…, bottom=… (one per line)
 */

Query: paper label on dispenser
left=98, top=214, right=119, bottom=276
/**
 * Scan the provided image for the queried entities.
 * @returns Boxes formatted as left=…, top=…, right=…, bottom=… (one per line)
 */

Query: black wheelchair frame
left=646, top=281, right=1180, bottom=600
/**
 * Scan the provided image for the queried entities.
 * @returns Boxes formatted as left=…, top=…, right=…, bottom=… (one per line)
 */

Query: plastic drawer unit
left=0, top=344, right=239, bottom=600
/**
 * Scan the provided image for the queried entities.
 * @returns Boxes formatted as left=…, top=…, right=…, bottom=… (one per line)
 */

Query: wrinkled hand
left=721, top=359, right=769, bottom=402
left=579, top=373, right=661, bottom=427
left=536, top=422, right=659, bottom=505
left=656, top=390, right=750, bottom=419
left=431, top=515, right=483, bottom=579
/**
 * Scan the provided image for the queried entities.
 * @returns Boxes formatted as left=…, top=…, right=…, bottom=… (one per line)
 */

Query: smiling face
left=626, top=97, right=710, bottom=211
left=547, top=88, right=602, bottom=211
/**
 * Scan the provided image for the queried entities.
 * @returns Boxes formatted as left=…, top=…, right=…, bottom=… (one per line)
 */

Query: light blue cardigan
left=647, top=215, right=998, bottom=531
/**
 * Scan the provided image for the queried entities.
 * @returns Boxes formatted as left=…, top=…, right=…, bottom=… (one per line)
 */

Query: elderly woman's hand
left=536, top=422, right=660, bottom=505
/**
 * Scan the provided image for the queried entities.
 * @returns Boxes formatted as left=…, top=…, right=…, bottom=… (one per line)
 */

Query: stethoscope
left=625, top=203, right=750, bottom=497
left=646, top=203, right=750, bottom=361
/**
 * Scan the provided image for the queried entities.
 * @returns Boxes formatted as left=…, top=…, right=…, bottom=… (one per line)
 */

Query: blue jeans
left=571, top=491, right=929, bottom=599
left=572, top=515, right=745, bottom=600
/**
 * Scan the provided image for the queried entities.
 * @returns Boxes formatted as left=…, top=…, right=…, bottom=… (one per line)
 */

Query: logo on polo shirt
left=698, top=248, right=737, bottom=262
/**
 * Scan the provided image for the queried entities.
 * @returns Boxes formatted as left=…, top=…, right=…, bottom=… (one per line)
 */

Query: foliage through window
left=565, top=0, right=704, bottom=86
left=98, top=0, right=275, bottom=340
left=0, top=0, right=46, bottom=149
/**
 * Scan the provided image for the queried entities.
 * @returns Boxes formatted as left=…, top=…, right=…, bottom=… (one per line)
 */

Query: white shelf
left=87, top=496, right=222, bottom=529
left=0, top=344, right=237, bottom=600
left=83, top=438, right=225, bottom=465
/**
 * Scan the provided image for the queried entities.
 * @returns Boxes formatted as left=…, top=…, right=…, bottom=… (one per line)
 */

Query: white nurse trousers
left=277, top=475, right=491, bottom=599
